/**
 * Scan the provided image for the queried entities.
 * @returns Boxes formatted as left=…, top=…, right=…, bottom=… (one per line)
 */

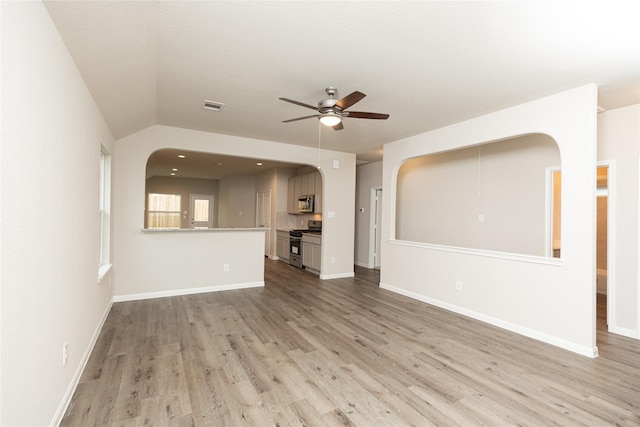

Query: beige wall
left=1, top=2, right=115, bottom=425
left=382, top=85, right=599, bottom=356
left=218, top=175, right=256, bottom=228
left=396, top=134, right=559, bottom=256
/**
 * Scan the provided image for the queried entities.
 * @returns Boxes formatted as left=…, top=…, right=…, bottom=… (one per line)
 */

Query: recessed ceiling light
left=170, top=172, right=176, bottom=176
left=178, top=154, right=186, bottom=159
left=172, top=168, right=178, bottom=171
left=256, top=162, right=263, bottom=166
left=203, top=100, right=225, bottom=111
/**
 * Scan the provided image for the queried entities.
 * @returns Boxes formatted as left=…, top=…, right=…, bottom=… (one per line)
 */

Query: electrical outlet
left=478, top=214, right=485, bottom=222
left=455, top=280, right=463, bottom=291
left=62, top=342, right=68, bottom=366
left=223, top=264, right=229, bottom=272
left=331, top=257, right=336, bottom=264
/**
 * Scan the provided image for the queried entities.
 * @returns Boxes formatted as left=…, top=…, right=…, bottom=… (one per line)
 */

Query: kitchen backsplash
left=276, top=211, right=322, bottom=230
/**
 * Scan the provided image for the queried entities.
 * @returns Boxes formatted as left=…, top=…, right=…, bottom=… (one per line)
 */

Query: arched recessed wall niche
left=395, top=133, right=560, bottom=257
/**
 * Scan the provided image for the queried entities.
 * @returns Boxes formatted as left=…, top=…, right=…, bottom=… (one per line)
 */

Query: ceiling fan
left=279, top=87, right=389, bottom=130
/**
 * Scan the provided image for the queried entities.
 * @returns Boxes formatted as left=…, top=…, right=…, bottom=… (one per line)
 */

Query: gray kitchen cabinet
left=302, top=233, right=321, bottom=273
left=277, top=231, right=290, bottom=261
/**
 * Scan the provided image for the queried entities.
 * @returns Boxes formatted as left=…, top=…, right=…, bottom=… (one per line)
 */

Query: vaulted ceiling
left=45, top=1, right=640, bottom=163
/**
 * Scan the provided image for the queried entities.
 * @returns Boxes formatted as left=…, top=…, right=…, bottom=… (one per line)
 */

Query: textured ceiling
left=45, top=1, right=640, bottom=163
left=146, top=149, right=307, bottom=180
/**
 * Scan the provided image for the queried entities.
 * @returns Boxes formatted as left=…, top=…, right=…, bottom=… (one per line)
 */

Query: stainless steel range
left=289, top=220, right=322, bottom=268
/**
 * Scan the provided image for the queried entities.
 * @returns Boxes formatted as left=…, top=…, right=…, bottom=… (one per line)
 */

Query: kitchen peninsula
left=114, top=227, right=268, bottom=302
left=142, top=227, right=268, bottom=232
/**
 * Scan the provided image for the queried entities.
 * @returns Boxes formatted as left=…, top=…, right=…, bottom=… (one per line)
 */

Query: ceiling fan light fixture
left=319, top=114, right=342, bottom=127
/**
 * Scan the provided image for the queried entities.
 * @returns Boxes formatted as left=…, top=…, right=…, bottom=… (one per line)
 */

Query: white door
left=189, top=194, right=214, bottom=229
left=256, top=190, right=271, bottom=256
left=374, top=188, right=383, bottom=268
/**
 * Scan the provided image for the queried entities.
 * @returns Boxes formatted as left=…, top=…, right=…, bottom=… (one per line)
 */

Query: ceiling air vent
left=203, top=100, right=225, bottom=111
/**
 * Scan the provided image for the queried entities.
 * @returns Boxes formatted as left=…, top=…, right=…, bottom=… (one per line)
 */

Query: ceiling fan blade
left=279, top=97, right=319, bottom=111
left=335, top=91, right=366, bottom=110
left=345, top=111, right=390, bottom=120
left=282, top=114, right=319, bottom=123
left=332, top=121, right=344, bottom=131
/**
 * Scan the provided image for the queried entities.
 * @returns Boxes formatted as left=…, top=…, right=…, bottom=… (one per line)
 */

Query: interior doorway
left=549, top=164, right=613, bottom=333
left=369, top=187, right=383, bottom=269
left=596, top=165, right=610, bottom=329
left=256, top=190, right=272, bottom=257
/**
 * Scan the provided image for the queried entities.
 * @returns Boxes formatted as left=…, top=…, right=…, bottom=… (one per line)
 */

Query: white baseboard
left=609, top=325, right=639, bottom=339
left=380, top=282, right=599, bottom=358
left=50, top=299, right=113, bottom=427
left=112, top=281, right=264, bottom=302
left=320, top=272, right=355, bottom=280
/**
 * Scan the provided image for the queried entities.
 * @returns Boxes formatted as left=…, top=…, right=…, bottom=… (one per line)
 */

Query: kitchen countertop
left=143, top=227, right=269, bottom=233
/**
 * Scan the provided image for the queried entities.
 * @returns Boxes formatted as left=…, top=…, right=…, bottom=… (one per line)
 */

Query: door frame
left=596, top=162, right=615, bottom=329
left=368, top=186, right=383, bottom=269
left=189, top=194, right=214, bottom=229
left=256, top=190, right=272, bottom=258
left=546, top=161, right=617, bottom=333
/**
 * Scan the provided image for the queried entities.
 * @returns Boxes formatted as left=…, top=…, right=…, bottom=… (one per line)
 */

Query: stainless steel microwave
left=297, top=194, right=315, bottom=213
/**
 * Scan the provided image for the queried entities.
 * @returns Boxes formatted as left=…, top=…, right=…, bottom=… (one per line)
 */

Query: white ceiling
left=146, top=149, right=307, bottom=180
left=45, top=1, right=640, bottom=164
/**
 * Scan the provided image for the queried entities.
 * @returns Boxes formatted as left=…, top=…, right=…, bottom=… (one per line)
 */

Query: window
left=147, top=193, right=181, bottom=228
left=99, top=146, right=112, bottom=282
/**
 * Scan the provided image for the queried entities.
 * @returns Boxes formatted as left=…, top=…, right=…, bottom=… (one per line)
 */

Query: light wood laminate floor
left=62, top=260, right=640, bottom=426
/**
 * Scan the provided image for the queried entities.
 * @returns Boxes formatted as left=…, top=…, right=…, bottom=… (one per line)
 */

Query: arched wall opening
left=394, top=133, right=560, bottom=257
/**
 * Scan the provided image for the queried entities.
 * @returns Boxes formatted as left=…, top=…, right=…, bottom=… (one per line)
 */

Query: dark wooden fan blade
left=279, top=97, right=318, bottom=111
left=332, top=121, right=344, bottom=131
left=345, top=111, right=390, bottom=120
left=282, top=114, right=319, bottom=123
left=335, top=91, right=366, bottom=110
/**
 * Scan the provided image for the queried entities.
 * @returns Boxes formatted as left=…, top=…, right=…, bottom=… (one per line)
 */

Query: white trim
left=638, top=155, right=640, bottom=339
left=256, top=189, right=272, bottom=258
left=545, top=165, right=561, bottom=257
left=320, top=272, right=355, bottom=280
left=97, top=263, right=112, bottom=284
left=389, top=239, right=563, bottom=266
left=368, top=186, right=383, bottom=269
left=609, top=326, right=638, bottom=339
left=50, top=300, right=113, bottom=427
left=112, top=281, right=264, bottom=302
left=380, top=281, right=599, bottom=358
left=597, top=161, right=616, bottom=333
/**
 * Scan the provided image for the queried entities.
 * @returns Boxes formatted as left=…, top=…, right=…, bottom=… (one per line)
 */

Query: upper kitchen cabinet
left=314, top=171, right=322, bottom=214
left=300, top=174, right=309, bottom=196
left=287, top=178, right=296, bottom=214
left=287, top=171, right=323, bottom=214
